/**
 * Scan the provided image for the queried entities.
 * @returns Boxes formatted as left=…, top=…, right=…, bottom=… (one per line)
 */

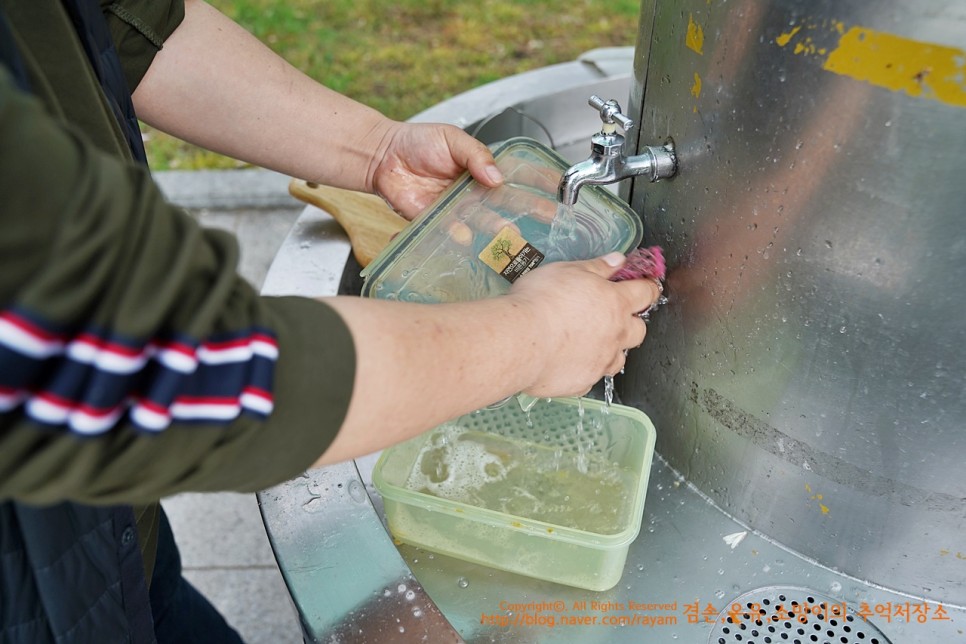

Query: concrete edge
left=153, top=168, right=300, bottom=210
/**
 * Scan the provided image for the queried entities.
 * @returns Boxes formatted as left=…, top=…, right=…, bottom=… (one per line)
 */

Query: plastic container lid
left=361, top=137, right=643, bottom=303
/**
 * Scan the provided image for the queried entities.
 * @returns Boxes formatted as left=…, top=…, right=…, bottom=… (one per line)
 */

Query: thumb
left=445, top=128, right=504, bottom=187
left=581, top=252, right=627, bottom=278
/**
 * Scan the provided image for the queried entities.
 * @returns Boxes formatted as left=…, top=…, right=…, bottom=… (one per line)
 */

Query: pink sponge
left=610, top=246, right=666, bottom=282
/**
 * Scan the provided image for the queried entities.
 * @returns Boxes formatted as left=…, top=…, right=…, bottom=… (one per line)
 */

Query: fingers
left=605, top=351, right=626, bottom=379
left=519, top=254, right=662, bottom=317
left=579, top=252, right=627, bottom=279
left=627, top=312, right=648, bottom=349
left=444, top=127, right=503, bottom=187
left=599, top=255, right=663, bottom=313
left=608, top=312, right=649, bottom=380
left=627, top=277, right=663, bottom=313
left=508, top=254, right=662, bottom=397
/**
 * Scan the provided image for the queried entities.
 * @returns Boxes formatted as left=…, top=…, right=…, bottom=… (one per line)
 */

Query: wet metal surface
left=258, top=207, right=462, bottom=642
left=257, top=190, right=963, bottom=644
left=624, top=0, right=966, bottom=609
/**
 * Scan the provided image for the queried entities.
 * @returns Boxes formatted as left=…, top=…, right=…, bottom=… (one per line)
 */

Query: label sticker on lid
left=479, top=225, right=545, bottom=283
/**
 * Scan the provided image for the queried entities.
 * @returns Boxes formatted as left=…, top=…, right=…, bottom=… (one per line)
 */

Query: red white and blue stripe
left=0, top=307, right=277, bottom=435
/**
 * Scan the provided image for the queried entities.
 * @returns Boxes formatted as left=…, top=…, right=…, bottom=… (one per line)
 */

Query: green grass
left=143, top=0, right=641, bottom=169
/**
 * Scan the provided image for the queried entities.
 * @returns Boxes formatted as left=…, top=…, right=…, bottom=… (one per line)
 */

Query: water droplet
left=717, top=568, right=725, bottom=575
left=347, top=479, right=367, bottom=503
left=715, top=589, right=727, bottom=599
left=405, top=590, right=416, bottom=601
left=830, top=580, right=842, bottom=593
left=457, top=577, right=469, bottom=588
left=397, top=584, right=407, bottom=593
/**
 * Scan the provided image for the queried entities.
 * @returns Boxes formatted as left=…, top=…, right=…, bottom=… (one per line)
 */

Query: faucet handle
left=588, top=95, right=635, bottom=133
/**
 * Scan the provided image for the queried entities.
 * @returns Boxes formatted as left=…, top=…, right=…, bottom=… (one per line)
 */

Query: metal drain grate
left=708, top=586, right=893, bottom=644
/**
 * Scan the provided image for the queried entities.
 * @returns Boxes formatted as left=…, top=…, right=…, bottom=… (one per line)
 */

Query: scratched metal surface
left=623, top=0, right=966, bottom=608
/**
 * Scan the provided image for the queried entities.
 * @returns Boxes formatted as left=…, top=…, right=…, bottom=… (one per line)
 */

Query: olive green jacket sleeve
left=0, top=65, right=356, bottom=506
left=100, top=0, right=185, bottom=92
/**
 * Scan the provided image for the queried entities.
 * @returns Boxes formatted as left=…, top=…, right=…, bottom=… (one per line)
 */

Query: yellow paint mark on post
left=687, top=14, right=704, bottom=54
left=776, top=20, right=966, bottom=109
left=776, top=25, right=801, bottom=47
left=824, top=27, right=966, bottom=108
left=806, top=483, right=830, bottom=515
left=691, top=72, right=703, bottom=98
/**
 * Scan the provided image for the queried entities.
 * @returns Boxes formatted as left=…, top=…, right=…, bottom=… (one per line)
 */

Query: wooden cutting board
left=288, top=179, right=409, bottom=267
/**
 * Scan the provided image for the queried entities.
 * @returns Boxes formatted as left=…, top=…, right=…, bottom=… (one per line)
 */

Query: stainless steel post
left=623, top=0, right=966, bottom=606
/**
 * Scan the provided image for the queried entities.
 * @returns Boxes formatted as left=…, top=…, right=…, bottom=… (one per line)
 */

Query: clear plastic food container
left=372, top=397, right=656, bottom=591
left=360, top=137, right=643, bottom=303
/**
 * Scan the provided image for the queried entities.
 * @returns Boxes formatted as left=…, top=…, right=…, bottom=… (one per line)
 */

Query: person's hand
left=368, top=122, right=504, bottom=220
left=506, top=253, right=662, bottom=398
left=315, top=251, right=661, bottom=464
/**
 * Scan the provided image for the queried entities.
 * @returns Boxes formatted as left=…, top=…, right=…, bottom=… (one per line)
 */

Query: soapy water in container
left=405, top=423, right=637, bottom=535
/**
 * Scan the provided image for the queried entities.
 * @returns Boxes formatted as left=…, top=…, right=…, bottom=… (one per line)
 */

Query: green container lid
left=361, top=137, right=643, bottom=303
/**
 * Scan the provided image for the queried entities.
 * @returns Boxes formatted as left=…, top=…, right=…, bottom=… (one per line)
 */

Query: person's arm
left=131, top=0, right=502, bottom=219
left=125, top=0, right=661, bottom=466
left=0, top=66, right=658, bottom=504
left=315, top=255, right=658, bottom=466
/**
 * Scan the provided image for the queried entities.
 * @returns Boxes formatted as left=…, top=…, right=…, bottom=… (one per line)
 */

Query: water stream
left=603, top=375, right=615, bottom=409
left=547, top=202, right=577, bottom=250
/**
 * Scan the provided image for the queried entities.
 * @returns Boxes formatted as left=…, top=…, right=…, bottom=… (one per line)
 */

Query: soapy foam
left=405, top=424, right=637, bottom=534
left=406, top=424, right=509, bottom=501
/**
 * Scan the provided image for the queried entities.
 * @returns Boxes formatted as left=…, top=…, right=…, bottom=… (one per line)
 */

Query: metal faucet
left=557, top=96, right=677, bottom=206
